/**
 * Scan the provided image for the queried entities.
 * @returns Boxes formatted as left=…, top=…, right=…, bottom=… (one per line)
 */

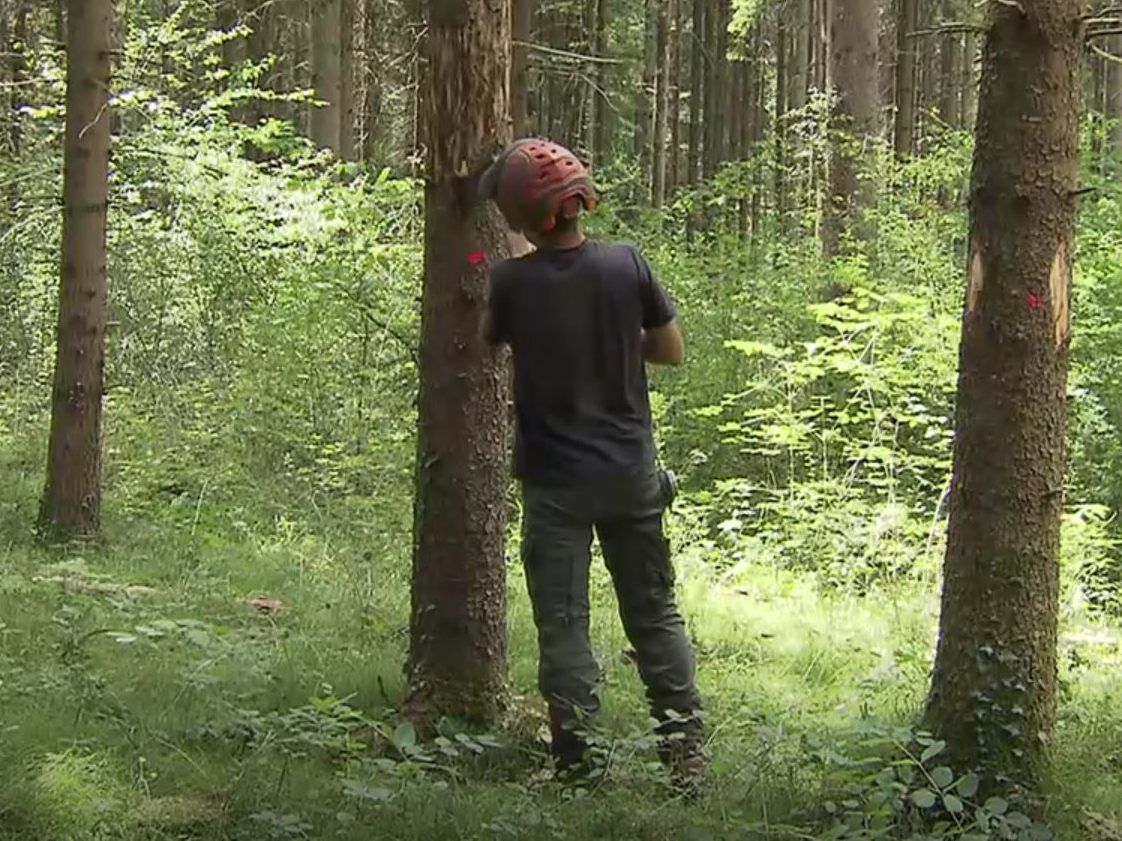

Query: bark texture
left=511, top=0, right=532, bottom=136
left=927, top=0, right=1083, bottom=783
left=893, top=0, right=917, bottom=156
left=311, top=0, right=342, bottom=150
left=40, top=0, right=112, bottom=538
left=409, top=0, right=514, bottom=725
left=824, top=0, right=880, bottom=256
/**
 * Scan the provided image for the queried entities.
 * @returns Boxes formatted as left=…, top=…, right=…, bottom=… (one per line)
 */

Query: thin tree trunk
left=40, top=0, right=112, bottom=539
left=339, top=0, right=356, bottom=159
left=893, top=0, right=916, bottom=156
left=5, top=0, right=28, bottom=155
left=701, top=0, right=719, bottom=178
left=824, top=0, right=880, bottom=258
left=774, top=10, right=788, bottom=229
left=409, top=0, right=514, bottom=726
left=361, top=0, right=382, bottom=159
left=714, top=0, right=730, bottom=165
left=311, top=0, right=342, bottom=151
left=511, top=0, right=532, bottom=136
left=792, top=0, right=811, bottom=111
left=668, top=0, right=683, bottom=189
left=652, top=0, right=672, bottom=208
left=592, top=0, right=609, bottom=163
left=1107, top=34, right=1122, bottom=168
left=637, top=0, right=656, bottom=199
left=958, top=30, right=977, bottom=129
left=938, top=2, right=960, bottom=129
left=926, top=0, right=1083, bottom=785
left=687, top=0, right=703, bottom=185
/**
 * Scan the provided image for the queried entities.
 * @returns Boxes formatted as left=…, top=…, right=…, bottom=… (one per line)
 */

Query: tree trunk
left=824, top=0, right=879, bottom=257
left=409, top=0, right=514, bottom=725
left=938, top=2, right=961, bottom=129
left=926, top=0, right=1083, bottom=785
left=792, top=0, right=811, bottom=111
left=958, top=29, right=977, bottom=129
left=511, top=0, right=531, bottom=136
left=701, top=0, right=719, bottom=178
left=6, top=0, right=28, bottom=155
left=592, top=0, right=609, bottom=163
left=668, top=0, right=683, bottom=188
left=40, top=0, right=112, bottom=539
left=652, top=0, right=672, bottom=208
left=311, top=0, right=342, bottom=151
left=687, top=0, right=703, bottom=185
left=1106, top=34, right=1122, bottom=168
left=637, top=0, right=656, bottom=199
left=893, top=0, right=916, bottom=156
left=714, top=0, right=730, bottom=165
left=774, top=10, right=788, bottom=229
left=361, top=0, right=383, bottom=159
left=339, top=0, right=356, bottom=159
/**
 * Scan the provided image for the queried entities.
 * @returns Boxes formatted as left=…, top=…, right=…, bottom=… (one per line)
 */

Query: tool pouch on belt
left=657, top=468, right=678, bottom=507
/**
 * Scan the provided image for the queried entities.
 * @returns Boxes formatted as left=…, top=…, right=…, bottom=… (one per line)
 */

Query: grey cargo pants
left=521, top=468, right=702, bottom=737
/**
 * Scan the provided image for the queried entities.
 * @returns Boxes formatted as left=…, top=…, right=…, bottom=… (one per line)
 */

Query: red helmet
left=481, top=139, right=597, bottom=233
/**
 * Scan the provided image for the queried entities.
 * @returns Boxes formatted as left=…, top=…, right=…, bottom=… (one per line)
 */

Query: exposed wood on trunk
left=40, top=0, right=112, bottom=539
left=410, top=0, right=514, bottom=726
left=927, top=0, right=1084, bottom=785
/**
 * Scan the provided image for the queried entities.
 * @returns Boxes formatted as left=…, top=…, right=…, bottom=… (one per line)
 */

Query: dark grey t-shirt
left=487, top=240, right=677, bottom=486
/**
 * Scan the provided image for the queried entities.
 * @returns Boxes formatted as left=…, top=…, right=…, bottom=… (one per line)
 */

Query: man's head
left=480, top=139, right=597, bottom=246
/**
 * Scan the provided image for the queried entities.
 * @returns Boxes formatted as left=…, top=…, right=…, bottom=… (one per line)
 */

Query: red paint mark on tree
left=1027, top=291, right=1042, bottom=310
left=467, top=250, right=486, bottom=266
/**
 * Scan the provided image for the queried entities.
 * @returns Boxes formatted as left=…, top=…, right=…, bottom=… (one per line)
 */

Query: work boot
left=656, top=716, right=707, bottom=799
left=548, top=706, right=590, bottom=780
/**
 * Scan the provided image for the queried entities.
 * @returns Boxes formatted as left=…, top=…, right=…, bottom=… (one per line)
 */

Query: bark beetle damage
left=966, top=240, right=984, bottom=316
left=1049, top=240, right=1070, bottom=348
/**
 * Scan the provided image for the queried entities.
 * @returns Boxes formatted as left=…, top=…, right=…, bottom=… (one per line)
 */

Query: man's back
left=488, top=240, right=677, bottom=486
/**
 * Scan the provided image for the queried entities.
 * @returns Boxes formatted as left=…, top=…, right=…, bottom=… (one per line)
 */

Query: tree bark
left=361, top=0, right=383, bottom=159
left=893, top=0, right=917, bottom=156
left=40, top=0, right=112, bottom=539
left=958, top=29, right=977, bottom=129
left=339, top=0, right=356, bottom=159
left=938, top=1, right=961, bottom=129
left=824, top=0, right=879, bottom=257
left=687, top=0, right=703, bottom=185
left=511, top=0, right=532, bottom=136
left=1106, top=34, right=1122, bottom=168
left=652, top=0, right=672, bottom=208
left=409, top=0, right=514, bottom=726
left=926, top=0, right=1083, bottom=785
left=637, top=0, right=657, bottom=199
left=311, top=0, right=342, bottom=151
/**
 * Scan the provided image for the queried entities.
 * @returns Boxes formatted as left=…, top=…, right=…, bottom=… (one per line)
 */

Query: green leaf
left=393, top=722, right=417, bottom=751
left=984, top=796, right=1009, bottom=816
left=931, top=766, right=954, bottom=789
left=911, top=789, right=937, bottom=809
left=943, top=794, right=965, bottom=814
left=956, top=772, right=980, bottom=798
left=920, top=740, right=946, bottom=763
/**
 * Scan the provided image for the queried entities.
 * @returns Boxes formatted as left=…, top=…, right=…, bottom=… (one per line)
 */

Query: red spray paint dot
left=1027, top=291, right=1043, bottom=310
left=467, top=250, right=486, bottom=267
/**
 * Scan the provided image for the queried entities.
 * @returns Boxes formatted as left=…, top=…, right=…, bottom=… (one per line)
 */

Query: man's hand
left=643, top=320, right=685, bottom=366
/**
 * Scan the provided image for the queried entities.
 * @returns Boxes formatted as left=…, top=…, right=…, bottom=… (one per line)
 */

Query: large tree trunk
left=511, top=0, right=532, bottom=136
left=339, top=0, right=356, bottom=159
left=311, top=0, right=342, bottom=151
left=40, top=0, right=112, bottom=539
left=823, top=0, right=879, bottom=257
left=893, top=0, right=917, bottom=156
left=926, top=0, right=1083, bottom=784
left=409, top=0, right=514, bottom=725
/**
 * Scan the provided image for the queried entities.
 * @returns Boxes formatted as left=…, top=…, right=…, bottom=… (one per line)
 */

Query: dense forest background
left=2, top=0, right=1122, bottom=839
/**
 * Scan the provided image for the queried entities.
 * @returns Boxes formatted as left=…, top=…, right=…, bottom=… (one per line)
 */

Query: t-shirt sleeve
left=486, top=265, right=510, bottom=345
left=631, top=247, right=677, bottom=330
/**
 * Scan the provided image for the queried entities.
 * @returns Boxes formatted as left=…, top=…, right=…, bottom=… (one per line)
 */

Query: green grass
left=1, top=438, right=1121, bottom=841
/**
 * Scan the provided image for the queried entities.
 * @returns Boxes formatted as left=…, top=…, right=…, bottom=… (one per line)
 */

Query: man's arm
left=643, top=319, right=685, bottom=366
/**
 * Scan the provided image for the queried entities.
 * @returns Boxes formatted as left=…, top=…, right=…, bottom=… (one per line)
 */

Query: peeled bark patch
left=1049, top=241, right=1070, bottom=348
left=967, top=241, right=984, bottom=316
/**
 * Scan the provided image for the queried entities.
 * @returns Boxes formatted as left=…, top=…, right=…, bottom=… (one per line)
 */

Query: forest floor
left=1, top=453, right=1121, bottom=841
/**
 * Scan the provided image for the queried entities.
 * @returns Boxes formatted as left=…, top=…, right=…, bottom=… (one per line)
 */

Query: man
left=479, top=139, right=705, bottom=791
